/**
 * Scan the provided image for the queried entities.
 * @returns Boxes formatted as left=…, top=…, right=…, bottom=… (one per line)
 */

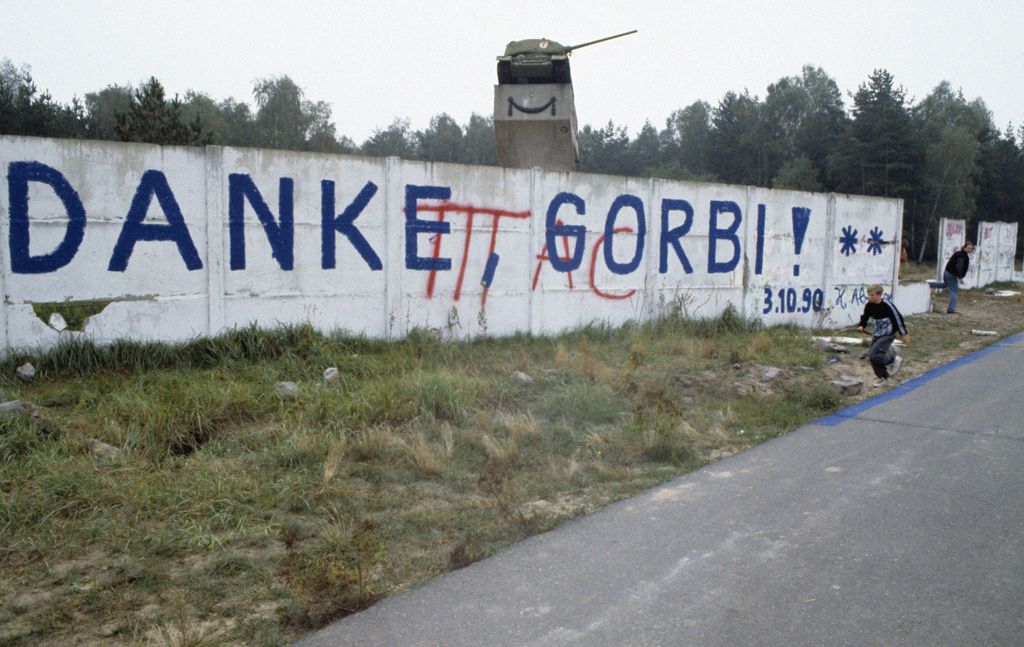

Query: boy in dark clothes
left=928, top=241, right=974, bottom=313
left=858, top=284, right=910, bottom=388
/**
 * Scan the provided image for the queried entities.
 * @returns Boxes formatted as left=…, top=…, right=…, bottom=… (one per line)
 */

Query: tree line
left=2, top=59, right=1022, bottom=260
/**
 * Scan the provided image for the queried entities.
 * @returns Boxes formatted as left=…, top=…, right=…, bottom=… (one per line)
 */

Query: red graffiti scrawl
left=532, top=218, right=576, bottom=292
left=589, top=227, right=637, bottom=300
left=421, top=202, right=531, bottom=306
left=533, top=224, right=638, bottom=300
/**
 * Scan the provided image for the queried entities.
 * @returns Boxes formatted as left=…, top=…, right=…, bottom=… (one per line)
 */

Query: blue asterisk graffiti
left=839, top=225, right=858, bottom=256
left=867, top=227, right=885, bottom=255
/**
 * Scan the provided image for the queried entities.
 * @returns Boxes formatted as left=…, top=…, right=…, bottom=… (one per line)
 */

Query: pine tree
left=116, top=77, right=205, bottom=145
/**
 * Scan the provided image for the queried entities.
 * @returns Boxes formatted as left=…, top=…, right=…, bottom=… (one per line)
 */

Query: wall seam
left=205, top=146, right=225, bottom=335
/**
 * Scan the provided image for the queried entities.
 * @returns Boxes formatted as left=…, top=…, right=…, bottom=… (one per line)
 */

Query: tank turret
left=496, top=30, right=637, bottom=85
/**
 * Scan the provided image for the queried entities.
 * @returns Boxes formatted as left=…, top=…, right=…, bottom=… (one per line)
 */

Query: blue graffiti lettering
left=763, top=285, right=825, bottom=314
left=405, top=184, right=452, bottom=271
left=791, top=206, right=811, bottom=276
left=603, top=194, right=645, bottom=275
left=867, top=227, right=885, bottom=255
left=7, top=161, right=87, bottom=274
left=108, top=170, right=202, bottom=272
left=545, top=192, right=586, bottom=272
left=850, top=286, right=868, bottom=305
left=755, top=204, right=766, bottom=275
left=708, top=200, right=742, bottom=274
left=481, top=252, right=500, bottom=288
left=659, top=198, right=694, bottom=274
left=228, top=174, right=294, bottom=271
left=839, top=225, right=858, bottom=256
left=833, top=286, right=847, bottom=309
left=321, top=180, right=381, bottom=271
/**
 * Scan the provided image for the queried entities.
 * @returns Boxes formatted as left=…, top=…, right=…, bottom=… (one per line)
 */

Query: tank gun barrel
left=566, top=29, right=637, bottom=53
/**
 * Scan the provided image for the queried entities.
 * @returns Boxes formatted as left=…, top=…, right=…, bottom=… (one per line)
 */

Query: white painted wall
left=2, top=136, right=927, bottom=350
left=937, top=219, right=1017, bottom=288
left=974, top=221, right=1017, bottom=285
left=937, top=218, right=966, bottom=282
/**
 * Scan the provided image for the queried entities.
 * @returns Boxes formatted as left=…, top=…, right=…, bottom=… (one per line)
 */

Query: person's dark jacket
left=859, top=296, right=908, bottom=339
left=945, top=249, right=970, bottom=279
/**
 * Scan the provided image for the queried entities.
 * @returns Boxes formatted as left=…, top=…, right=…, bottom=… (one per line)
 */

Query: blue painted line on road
left=816, top=332, right=1024, bottom=427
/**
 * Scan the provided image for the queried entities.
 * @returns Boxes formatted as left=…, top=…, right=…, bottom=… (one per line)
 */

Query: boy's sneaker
left=872, top=377, right=889, bottom=388
left=887, top=355, right=904, bottom=377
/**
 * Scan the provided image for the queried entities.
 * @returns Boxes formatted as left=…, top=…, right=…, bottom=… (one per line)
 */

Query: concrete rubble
left=0, top=400, right=25, bottom=416
left=830, top=375, right=864, bottom=396
left=86, top=438, right=121, bottom=459
left=15, top=362, right=35, bottom=382
left=274, top=381, right=299, bottom=396
left=323, top=367, right=340, bottom=388
left=512, top=371, right=534, bottom=385
left=48, top=312, right=68, bottom=332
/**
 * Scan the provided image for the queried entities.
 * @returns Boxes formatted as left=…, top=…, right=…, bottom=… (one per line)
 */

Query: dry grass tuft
left=346, top=426, right=403, bottom=463
left=548, top=454, right=581, bottom=479
left=675, top=419, right=732, bottom=454
left=667, top=337, right=699, bottom=360
left=581, top=353, right=618, bottom=384
left=554, top=343, right=573, bottom=368
left=698, top=338, right=717, bottom=359
left=480, top=433, right=519, bottom=465
left=497, top=412, right=539, bottom=445
left=144, top=595, right=224, bottom=647
left=438, top=423, right=455, bottom=459
left=589, top=460, right=630, bottom=480
left=321, top=435, right=347, bottom=486
left=399, top=432, right=443, bottom=477
left=747, top=331, right=774, bottom=356
left=582, top=430, right=606, bottom=460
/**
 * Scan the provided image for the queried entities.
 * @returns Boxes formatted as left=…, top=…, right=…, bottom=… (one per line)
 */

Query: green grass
left=2, top=300, right=1019, bottom=646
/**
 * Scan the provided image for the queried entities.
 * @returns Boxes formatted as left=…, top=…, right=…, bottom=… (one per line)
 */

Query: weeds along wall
left=1, top=135, right=908, bottom=350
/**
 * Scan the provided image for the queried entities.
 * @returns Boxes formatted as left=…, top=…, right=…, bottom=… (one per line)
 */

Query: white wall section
left=1, top=136, right=946, bottom=350
left=938, top=217, right=1017, bottom=287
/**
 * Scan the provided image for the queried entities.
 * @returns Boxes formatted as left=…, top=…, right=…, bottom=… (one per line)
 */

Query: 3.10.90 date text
left=762, top=287, right=825, bottom=314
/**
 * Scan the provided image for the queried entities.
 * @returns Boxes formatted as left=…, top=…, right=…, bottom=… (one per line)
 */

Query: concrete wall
left=937, top=217, right=966, bottom=281
left=974, top=221, right=1017, bottom=285
left=494, top=83, right=579, bottom=172
left=937, top=218, right=1017, bottom=287
left=2, top=135, right=916, bottom=350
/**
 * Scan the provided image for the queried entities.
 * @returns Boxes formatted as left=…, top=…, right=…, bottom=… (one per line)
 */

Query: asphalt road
left=295, top=334, right=1024, bottom=647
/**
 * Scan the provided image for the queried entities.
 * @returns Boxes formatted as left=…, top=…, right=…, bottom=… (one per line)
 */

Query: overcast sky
left=2, top=0, right=1022, bottom=142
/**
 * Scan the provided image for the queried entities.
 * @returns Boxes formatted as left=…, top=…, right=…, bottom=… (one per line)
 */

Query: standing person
left=858, top=284, right=910, bottom=388
left=929, top=241, right=974, bottom=314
